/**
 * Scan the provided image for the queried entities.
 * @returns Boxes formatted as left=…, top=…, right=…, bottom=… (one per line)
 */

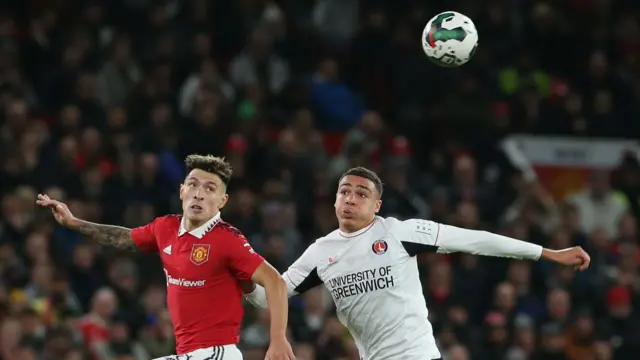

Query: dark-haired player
left=37, top=155, right=295, bottom=360
left=245, top=166, right=590, bottom=360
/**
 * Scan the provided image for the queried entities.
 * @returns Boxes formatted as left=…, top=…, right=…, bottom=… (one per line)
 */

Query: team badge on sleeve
left=372, top=240, right=388, bottom=255
left=190, top=244, right=210, bottom=266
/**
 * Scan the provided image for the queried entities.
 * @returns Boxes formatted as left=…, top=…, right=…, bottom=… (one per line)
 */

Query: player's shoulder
left=374, top=216, right=408, bottom=236
left=316, top=229, right=340, bottom=243
left=302, top=230, right=343, bottom=255
left=150, top=214, right=182, bottom=229
left=314, top=228, right=354, bottom=247
left=377, top=216, right=403, bottom=228
left=376, top=216, right=430, bottom=238
left=213, top=220, right=246, bottom=239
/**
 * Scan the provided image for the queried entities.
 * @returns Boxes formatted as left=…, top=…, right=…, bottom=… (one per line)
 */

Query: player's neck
left=339, top=217, right=376, bottom=234
left=183, top=212, right=220, bottom=232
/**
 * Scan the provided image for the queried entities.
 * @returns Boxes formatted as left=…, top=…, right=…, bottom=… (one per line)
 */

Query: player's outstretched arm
left=395, top=219, right=590, bottom=270
left=71, top=220, right=137, bottom=251
left=36, top=194, right=138, bottom=251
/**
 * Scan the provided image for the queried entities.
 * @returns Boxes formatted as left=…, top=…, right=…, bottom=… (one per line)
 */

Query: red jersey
left=131, top=212, right=264, bottom=355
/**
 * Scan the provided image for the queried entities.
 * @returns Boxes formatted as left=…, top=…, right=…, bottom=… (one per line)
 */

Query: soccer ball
left=422, top=11, right=479, bottom=67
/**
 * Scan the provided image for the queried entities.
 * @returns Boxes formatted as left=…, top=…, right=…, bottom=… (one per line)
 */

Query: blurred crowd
left=0, top=0, right=639, bottom=360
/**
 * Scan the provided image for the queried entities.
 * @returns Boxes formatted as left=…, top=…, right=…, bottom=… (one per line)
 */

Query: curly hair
left=184, top=154, right=233, bottom=185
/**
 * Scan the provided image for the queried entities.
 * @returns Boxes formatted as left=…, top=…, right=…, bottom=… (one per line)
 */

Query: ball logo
left=372, top=240, right=388, bottom=255
left=190, top=244, right=210, bottom=266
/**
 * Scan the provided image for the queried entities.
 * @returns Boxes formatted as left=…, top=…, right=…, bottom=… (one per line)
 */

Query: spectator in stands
left=78, top=288, right=117, bottom=360
left=568, top=170, right=629, bottom=238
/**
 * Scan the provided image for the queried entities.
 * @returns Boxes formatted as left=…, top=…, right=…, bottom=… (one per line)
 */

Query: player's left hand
left=265, top=336, right=296, bottom=360
left=544, top=246, right=591, bottom=271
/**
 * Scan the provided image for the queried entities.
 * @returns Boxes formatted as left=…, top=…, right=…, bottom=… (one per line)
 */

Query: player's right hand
left=36, top=194, right=77, bottom=227
left=265, top=336, right=296, bottom=360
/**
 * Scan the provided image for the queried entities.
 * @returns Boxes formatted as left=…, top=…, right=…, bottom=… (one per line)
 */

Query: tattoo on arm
left=73, top=220, right=138, bottom=251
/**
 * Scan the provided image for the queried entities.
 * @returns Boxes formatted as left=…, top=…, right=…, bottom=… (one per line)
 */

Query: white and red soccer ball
left=422, top=11, right=479, bottom=67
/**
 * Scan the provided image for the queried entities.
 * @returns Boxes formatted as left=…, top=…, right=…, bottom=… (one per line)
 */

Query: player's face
left=334, top=175, right=381, bottom=230
left=180, top=169, right=228, bottom=223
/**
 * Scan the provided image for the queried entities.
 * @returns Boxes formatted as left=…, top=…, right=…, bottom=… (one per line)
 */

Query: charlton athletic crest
left=372, top=240, right=388, bottom=255
left=190, top=244, right=210, bottom=266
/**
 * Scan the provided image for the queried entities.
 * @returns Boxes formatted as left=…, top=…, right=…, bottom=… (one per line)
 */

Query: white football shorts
left=153, top=344, right=242, bottom=360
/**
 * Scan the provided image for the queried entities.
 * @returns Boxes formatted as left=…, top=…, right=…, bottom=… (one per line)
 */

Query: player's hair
left=340, top=167, right=384, bottom=197
left=184, top=154, right=233, bottom=185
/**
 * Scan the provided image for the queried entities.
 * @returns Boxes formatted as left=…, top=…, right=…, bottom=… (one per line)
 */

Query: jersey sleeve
left=130, top=218, right=160, bottom=252
left=283, top=242, right=323, bottom=295
left=391, top=218, right=542, bottom=260
left=245, top=242, right=323, bottom=309
left=225, top=232, right=265, bottom=281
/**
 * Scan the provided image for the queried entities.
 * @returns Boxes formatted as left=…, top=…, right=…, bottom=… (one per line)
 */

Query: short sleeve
left=283, top=242, right=323, bottom=295
left=131, top=219, right=159, bottom=252
left=226, top=232, right=265, bottom=281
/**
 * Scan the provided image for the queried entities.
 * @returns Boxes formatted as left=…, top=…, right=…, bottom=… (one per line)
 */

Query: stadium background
left=0, top=0, right=639, bottom=359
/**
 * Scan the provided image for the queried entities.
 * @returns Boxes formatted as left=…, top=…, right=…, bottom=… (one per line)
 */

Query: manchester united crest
left=190, top=244, right=210, bottom=266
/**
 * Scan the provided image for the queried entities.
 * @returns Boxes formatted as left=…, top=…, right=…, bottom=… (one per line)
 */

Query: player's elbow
left=260, top=274, right=289, bottom=303
left=262, top=273, right=288, bottom=292
left=250, top=261, right=286, bottom=290
left=247, top=265, right=288, bottom=309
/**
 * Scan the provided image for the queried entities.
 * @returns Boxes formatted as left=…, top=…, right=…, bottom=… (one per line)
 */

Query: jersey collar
left=178, top=212, right=221, bottom=239
left=338, top=217, right=377, bottom=238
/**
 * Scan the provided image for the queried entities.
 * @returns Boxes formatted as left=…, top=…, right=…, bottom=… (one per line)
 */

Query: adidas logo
left=163, top=245, right=172, bottom=255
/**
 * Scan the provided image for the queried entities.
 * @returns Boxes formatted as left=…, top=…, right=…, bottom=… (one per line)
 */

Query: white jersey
left=246, top=216, right=543, bottom=360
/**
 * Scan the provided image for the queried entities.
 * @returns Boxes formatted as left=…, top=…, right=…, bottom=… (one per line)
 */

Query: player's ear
left=374, top=200, right=382, bottom=213
left=179, top=184, right=184, bottom=200
left=218, top=193, right=229, bottom=210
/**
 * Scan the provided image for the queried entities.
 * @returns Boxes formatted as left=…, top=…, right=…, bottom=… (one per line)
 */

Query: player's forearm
left=262, top=276, right=290, bottom=338
left=440, top=225, right=542, bottom=260
left=539, top=248, right=579, bottom=263
left=69, top=219, right=138, bottom=252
